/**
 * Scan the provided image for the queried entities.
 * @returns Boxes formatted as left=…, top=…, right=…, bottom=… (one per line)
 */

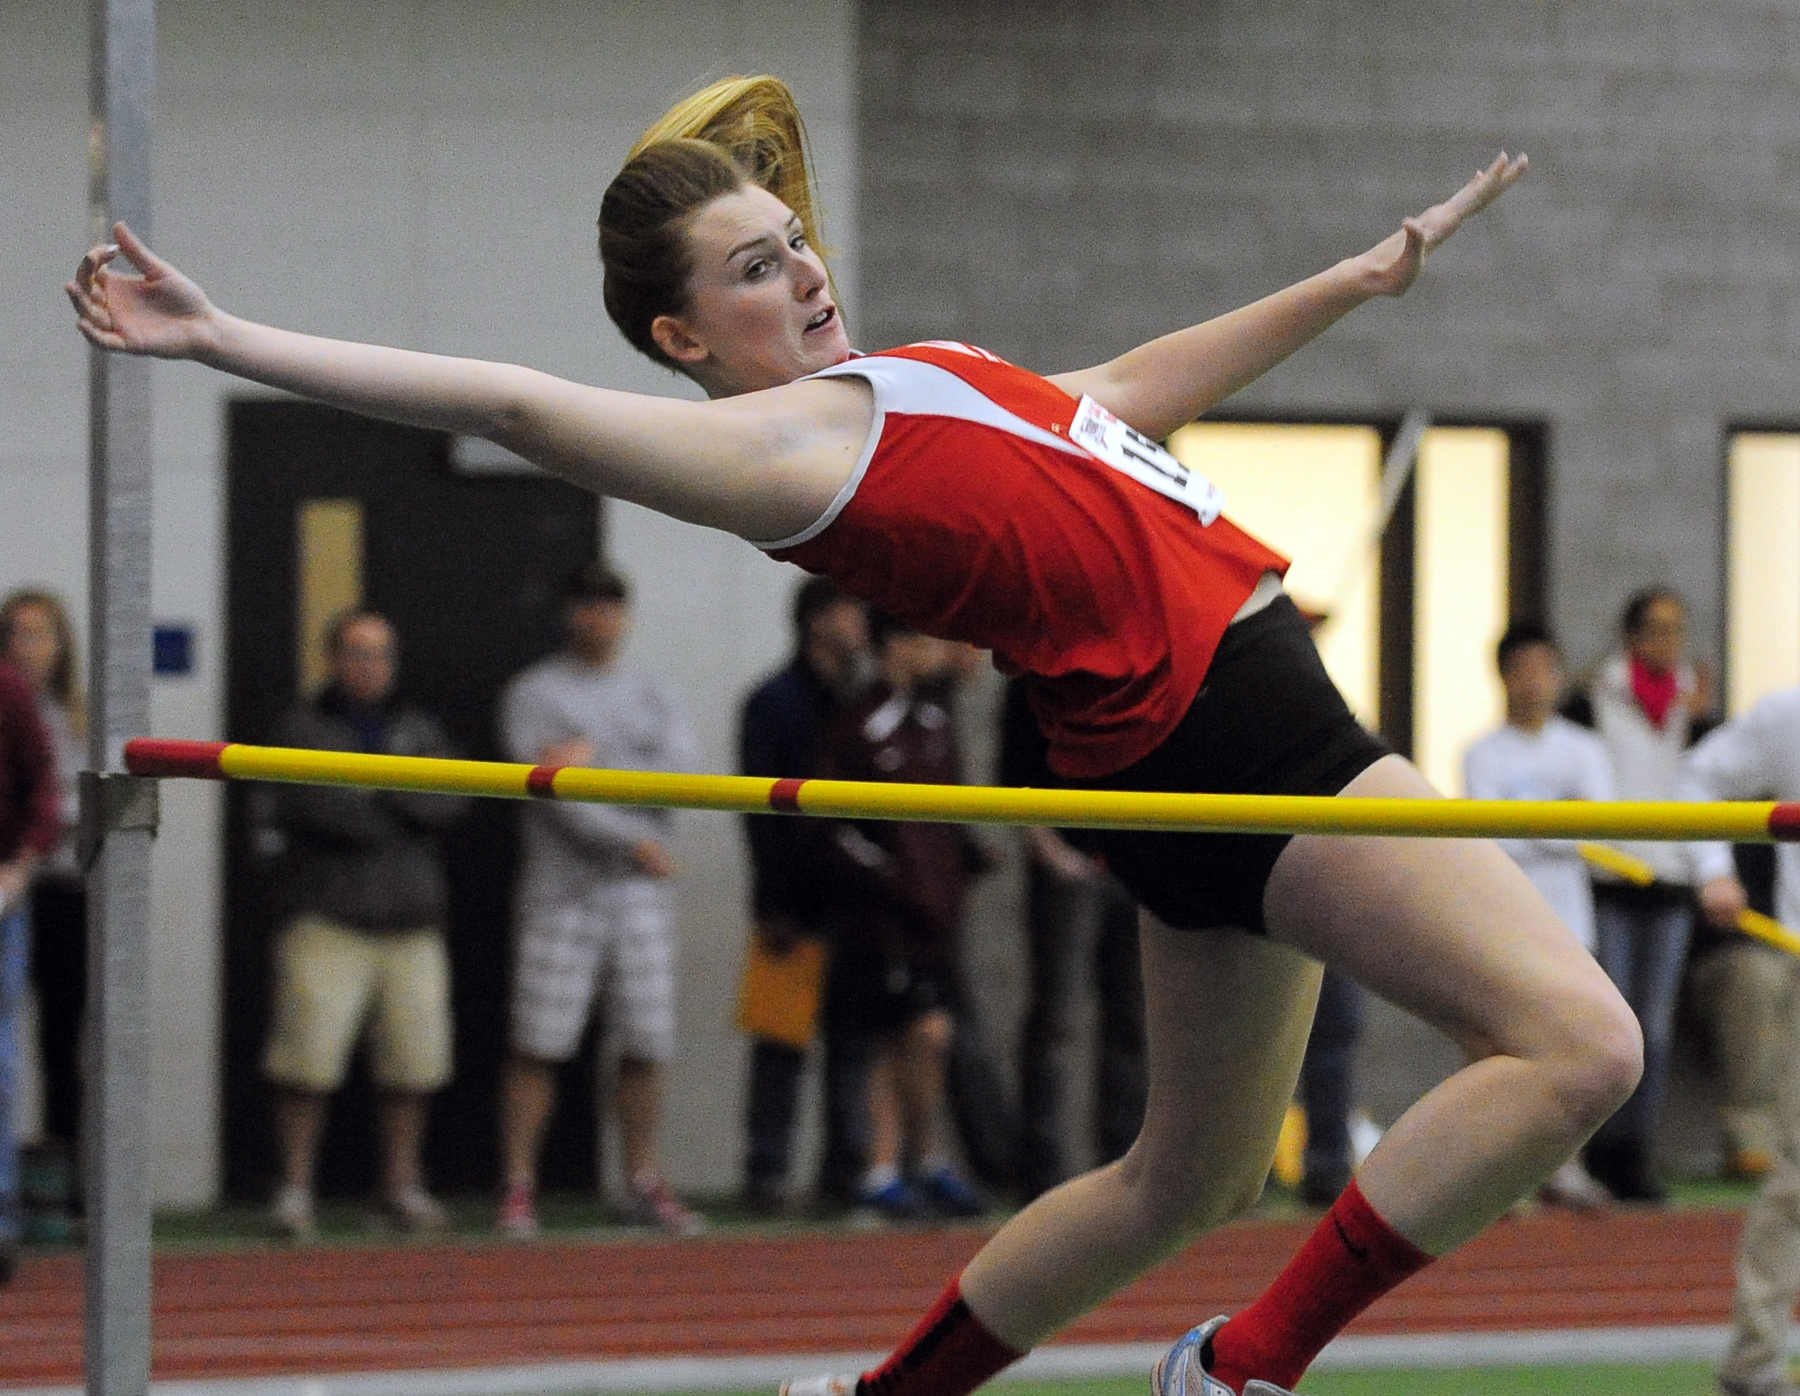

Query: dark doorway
left=223, top=400, right=604, bottom=1204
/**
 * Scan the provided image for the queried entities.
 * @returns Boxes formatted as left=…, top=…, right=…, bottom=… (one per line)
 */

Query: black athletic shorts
left=1069, top=594, right=1391, bottom=934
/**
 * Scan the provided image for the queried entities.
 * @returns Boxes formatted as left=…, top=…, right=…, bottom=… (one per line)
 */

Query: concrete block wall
left=857, top=0, right=1800, bottom=1158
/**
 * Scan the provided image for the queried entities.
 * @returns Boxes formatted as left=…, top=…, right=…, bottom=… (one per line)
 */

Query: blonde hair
left=599, top=76, right=832, bottom=367
left=628, top=75, right=829, bottom=262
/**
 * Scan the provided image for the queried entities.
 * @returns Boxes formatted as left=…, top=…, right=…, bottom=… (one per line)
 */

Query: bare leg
left=1265, top=756, right=1643, bottom=1254
left=616, top=1055, right=663, bottom=1182
left=959, top=921, right=1321, bottom=1349
left=499, top=1054, right=557, bottom=1188
left=274, top=1088, right=329, bottom=1193
left=898, top=1009, right=955, bottom=1167
left=377, top=1091, right=430, bottom=1200
left=866, top=1042, right=903, bottom=1175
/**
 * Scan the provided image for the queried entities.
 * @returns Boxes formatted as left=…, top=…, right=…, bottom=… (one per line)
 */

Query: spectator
left=262, top=610, right=466, bottom=1239
left=1464, top=621, right=1615, bottom=1209
left=736, top=575, right=871, bottom=1214
left=496, top=562, right=703, bottom=1237
left=817, top=613, right=988, bottom=1221
left=0, top=590, right=86, bottom=1237
left=1568, top=588, right=1713, bottom=1202
left=998, top=677, right=1145, bottom=1202
left=0, top=652, right=57, bottom=1282
left=1688, top=843, right=1786, bottom=1182
left=1680, top=686, right=1800, bottom=1396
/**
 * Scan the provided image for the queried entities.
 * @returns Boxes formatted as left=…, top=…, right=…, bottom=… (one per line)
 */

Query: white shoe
left=1539, top=1158, right=1612, bottom=1211
left=779, top=1378, right=856, bottom=1396
left=1152, top=1316, right=1298, bottom=1396
left=385, top=1186, right=450, bottom=1234
left=270, top=1184, right=316, bottom=1242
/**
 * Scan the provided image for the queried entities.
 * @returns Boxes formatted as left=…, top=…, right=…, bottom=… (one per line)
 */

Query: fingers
left=112, top=221, right=172, bottom=276
left=73, top=241, right=119, bottom=293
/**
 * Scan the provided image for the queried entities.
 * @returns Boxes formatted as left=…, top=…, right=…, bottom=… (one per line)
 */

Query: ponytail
left=599, top=76, right=832, bottom=367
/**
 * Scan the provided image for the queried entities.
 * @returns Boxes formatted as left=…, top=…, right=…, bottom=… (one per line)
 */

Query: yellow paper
left=734, top=936, right=828, bottom=1050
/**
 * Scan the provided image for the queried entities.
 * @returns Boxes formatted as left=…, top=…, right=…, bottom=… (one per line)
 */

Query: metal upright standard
left=85, top=4, right=157, bottom=1395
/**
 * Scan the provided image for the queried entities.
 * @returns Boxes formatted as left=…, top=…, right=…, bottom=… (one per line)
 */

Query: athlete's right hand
left=66, top=221, right=218, bottom=359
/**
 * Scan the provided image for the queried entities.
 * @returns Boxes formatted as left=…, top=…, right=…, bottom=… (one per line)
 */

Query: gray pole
left=85, top=3, right=157, bottom=1396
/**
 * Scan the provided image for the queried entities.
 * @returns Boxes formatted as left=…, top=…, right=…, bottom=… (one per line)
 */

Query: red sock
left=1206, top=1180, right=1432, bottom=1393
left=858, top=1276, right=1023, bottom=1396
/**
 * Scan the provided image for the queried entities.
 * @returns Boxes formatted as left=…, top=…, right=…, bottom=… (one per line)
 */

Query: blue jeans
left=0, top=902, right=28, bottom=1243
left=1592, top=887, right=1694, bottom=1150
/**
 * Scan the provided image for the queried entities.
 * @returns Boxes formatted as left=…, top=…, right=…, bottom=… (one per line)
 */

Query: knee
left=1114, top=1140, right=1268, bottom=1243
left=1553, top=982, right=1644, bottom=1130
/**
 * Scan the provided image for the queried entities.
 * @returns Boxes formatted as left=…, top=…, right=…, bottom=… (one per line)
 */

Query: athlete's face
left=651, top=184, right=850, bottom=398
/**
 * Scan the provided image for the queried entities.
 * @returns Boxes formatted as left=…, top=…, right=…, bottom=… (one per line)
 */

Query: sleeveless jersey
left=757, top=342, right=1289, bottom=779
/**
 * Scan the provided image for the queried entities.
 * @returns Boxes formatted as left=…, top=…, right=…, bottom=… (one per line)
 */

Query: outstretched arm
left=66, top=224, right=861, bottom=540
left=1049, top=154, right=1527, bottom=440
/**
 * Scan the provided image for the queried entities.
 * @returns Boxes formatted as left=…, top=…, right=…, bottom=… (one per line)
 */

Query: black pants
left=29, top=876, right=86, bottom=1149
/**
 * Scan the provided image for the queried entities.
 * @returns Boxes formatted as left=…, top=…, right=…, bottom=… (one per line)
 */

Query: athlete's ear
left=650, top=314, right=709, bottom=367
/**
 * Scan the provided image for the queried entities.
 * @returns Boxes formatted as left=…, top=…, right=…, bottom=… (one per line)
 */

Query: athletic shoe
left=269, top=1183, right=316, bottom=1242
left=1151, top=1315, right=1299, bottom=1396
left=1538, top=1158, right=1611, bottom=1211
left=384, top=1185, right=450, bottom=1234
left=779, top=1377, right=856, bottom=1396
left=497, top=1179, right=539, bottom=1238
left=619, top=1175, right=707, bottom=1237
left=853, top=1176, right=928, bottom=1222
left=913, top=1164, right=985, bottom=1218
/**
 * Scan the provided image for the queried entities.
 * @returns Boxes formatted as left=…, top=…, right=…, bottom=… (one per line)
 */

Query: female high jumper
left=68, top=77, right=1641, bottom=1396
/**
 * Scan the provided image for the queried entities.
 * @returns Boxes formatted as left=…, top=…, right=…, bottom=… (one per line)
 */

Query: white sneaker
left=270, top=1184, right=316, bottom=1242
left=779, top=1378, right=856, bottom=1396
left=385, top=1186, right=450, bottom=1234
left=1152, top=1316, right=1298, bottom=1396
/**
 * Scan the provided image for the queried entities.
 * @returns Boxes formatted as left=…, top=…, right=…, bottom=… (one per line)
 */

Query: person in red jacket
left=0, top=656, right=61, bottom=1283
left=68, top=75, right=1639, bottom=1396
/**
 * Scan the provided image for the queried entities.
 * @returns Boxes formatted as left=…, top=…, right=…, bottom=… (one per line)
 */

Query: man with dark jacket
left=737, top=576, right=870, bottom=1211
left=262, top=610, right=466, bottom=1239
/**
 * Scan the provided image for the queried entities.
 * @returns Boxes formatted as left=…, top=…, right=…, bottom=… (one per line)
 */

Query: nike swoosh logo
left=1334, top=1214, right=1370, bottom=1263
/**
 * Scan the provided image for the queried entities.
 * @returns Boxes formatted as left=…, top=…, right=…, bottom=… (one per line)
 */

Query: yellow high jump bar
left=126, top=737, right=1800, bottom=843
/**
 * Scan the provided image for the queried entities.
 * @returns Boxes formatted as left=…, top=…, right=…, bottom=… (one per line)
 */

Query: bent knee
left=1551, top=982, right=1644, bottom=1127
left=1115, top=1145, right=1268, bottom=1242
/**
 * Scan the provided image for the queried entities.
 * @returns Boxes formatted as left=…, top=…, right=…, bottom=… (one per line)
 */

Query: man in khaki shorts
left=263, top=610, right=466, bottom=1239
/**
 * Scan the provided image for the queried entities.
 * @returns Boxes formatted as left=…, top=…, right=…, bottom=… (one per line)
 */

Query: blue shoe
left=914, top=1165, right=985, bottom=1218
left=1151, top=1316, right=1297, bottom=1396
left=855, top=1176, right=927, bottom=1221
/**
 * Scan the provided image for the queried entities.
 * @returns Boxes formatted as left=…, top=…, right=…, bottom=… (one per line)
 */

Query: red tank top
left=760, top=342, right=1288, bottom=778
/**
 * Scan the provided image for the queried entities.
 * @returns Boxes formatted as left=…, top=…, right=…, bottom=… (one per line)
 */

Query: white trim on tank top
left=749, top=353, right=1091, bottom=552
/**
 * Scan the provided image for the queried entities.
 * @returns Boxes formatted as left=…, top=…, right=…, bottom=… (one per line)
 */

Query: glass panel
left=1167, top=422, right=1383, bottom=725
left=1413, top=428, right=1510, bottom=796
left=1728, top=433, right=1800, bottom=716
left=295, top=498, right=364, bottom=697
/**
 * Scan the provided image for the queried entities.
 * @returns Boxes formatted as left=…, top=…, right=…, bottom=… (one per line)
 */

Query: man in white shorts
left=263, top=610, right=466, bottom=1239
left=496, top=562, right=703, bottom=1236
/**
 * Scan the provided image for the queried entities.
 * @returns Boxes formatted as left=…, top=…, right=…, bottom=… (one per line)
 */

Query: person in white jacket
left=1684, top=688, right=1800, bottom=1396
left=1464, top=621, right=1615, bottom=1209
left=1577, top=589, right=1716, bottom=1201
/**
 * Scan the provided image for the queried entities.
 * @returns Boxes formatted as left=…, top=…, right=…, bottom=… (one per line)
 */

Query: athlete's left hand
left=1350, top=152, right=1529, bottom=298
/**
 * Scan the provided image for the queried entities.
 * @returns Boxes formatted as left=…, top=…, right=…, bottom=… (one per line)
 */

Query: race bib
left=1069, top=395, right=1225, bottom=525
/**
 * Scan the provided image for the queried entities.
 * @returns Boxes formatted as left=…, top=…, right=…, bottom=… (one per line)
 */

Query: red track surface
left=0, top=1208, right=1742, bottom=1387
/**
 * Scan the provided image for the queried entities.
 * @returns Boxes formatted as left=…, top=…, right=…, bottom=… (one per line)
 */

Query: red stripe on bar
left=1771, top=804, right=1800, bottom=842
left=526, top=766, right=562, bottom=798
left=769, top=778, right=807, bottom=813
left=124, top=738, right=230, bottom=779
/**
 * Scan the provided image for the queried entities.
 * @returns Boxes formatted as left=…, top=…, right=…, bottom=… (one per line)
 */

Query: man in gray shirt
left=495, top=562, right=702, bottom=1236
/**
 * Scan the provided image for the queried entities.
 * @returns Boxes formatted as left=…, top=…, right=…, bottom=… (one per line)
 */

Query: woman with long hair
left=0, top=590, right=87, bottom=1232
left=68, top=76, right=1639, bottom=1396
